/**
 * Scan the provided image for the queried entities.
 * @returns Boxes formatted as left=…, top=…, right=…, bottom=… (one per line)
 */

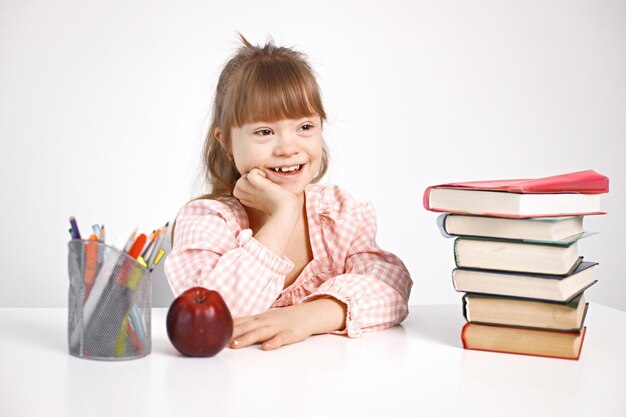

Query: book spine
left=461, top=294, right=469, bottom=322
left=422, top=186, right=434, bottom=211
left=461, top=324, right=587, bottom=360
left=460, top=322, right=470, bottom=349
left=462, top=346, right=583, bottom=360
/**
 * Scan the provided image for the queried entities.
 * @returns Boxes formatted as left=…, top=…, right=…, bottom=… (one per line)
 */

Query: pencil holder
left=67, top=240, right=151, bottom=360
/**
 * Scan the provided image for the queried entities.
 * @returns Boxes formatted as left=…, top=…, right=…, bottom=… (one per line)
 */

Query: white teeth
left=272, top=165, right=301, bottom=172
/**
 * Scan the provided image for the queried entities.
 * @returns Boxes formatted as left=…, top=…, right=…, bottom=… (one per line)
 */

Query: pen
left=128, top=307, right=146, bottom=350
left=126, top=318, right=144, bottom=354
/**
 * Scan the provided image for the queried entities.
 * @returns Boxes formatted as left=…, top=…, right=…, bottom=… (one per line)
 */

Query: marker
left=137, top=256, right=148, bottom=268
left=153, top=249, right=165, bottom=266
left=69, top=217, right=81, bottom=239
left=128, top=234, right=147, bottom=260
left=114, top=315, right=130, bottom=357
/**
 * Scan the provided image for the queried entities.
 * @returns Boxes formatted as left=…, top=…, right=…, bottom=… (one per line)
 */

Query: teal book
left=438, top=214, right=593, bottom=245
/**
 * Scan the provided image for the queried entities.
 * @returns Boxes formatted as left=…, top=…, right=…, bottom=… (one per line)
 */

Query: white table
left=1, top=304, right=625, bottom=417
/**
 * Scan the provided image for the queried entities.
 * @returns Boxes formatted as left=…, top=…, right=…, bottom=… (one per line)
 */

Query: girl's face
left=228, top=115, right=323, bottom=195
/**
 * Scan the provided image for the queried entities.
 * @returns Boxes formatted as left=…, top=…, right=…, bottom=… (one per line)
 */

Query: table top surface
left=1, top=303, right=625, bottom=417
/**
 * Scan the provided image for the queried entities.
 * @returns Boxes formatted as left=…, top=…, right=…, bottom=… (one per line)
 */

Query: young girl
left=164, top=34, right=413, bottom=351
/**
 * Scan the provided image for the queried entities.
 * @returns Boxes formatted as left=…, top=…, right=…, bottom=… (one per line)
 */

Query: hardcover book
left=440, top=214, right=586, bottom=243
left=452, top=261, right=598, bottom=303
left=461, top=323, right=586, bottom=360
left=454, top=237, right=581, bottom=275
left=424, top=170, right=609, bottom=218
left=462, top=293, right=588, bottom=331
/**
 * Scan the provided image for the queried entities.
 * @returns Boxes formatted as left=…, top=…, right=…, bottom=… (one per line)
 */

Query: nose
left=273, top=132, right=299, bottom=156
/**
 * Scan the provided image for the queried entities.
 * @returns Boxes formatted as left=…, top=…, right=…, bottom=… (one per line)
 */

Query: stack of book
left=424, top=170, right=609, bottom=360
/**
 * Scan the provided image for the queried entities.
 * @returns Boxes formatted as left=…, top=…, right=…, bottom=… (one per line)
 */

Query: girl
left=164, top=33, right=413, bottom=351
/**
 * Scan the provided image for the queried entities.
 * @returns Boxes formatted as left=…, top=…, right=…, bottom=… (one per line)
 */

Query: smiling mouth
left=269, top=164, right=303, bottom=173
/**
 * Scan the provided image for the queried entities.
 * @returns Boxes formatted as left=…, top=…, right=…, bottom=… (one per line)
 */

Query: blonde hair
left=201, top=32, right=329, bottom=200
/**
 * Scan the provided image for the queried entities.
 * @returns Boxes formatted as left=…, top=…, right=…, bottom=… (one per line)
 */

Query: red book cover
left=423, top=170, right=609, bottom=212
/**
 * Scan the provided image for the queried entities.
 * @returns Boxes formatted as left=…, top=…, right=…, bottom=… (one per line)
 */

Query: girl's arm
left=165, top=169, right=303, bottom=317
left=233, top=168, right=301, bottom=257
left=301, top=199, right=413, bottom=337
left=228, top=190, right=412, bottom=350
left=164, top=199, right=296, bottom=317
left=229, top=296, right=347, bottom=350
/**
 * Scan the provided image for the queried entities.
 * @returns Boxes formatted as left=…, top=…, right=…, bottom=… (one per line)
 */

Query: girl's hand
left=230, top=304, right=316, bottom=351
left=233, top=168, right=299, bottom=216
left=229, top=298, right=347, bottom=351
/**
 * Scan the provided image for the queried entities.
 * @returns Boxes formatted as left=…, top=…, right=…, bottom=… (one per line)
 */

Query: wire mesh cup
left=68, top=240, right=151, bottom=360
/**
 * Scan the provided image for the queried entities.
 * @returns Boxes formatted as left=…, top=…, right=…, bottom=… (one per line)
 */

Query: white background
left=1, top=0, right=624, bottom=309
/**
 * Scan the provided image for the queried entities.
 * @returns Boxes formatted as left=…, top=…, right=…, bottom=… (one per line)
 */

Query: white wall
left=1, top=0, right=625, bottom=310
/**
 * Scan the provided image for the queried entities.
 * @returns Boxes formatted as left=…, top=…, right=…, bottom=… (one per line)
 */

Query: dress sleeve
left=164, top=199, right=295, bottom=317
left=301, top=202, right=413, bottom=338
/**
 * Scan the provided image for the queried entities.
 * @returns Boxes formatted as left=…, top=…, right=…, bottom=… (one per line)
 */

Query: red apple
left=166, top=287, right=233, bottom=357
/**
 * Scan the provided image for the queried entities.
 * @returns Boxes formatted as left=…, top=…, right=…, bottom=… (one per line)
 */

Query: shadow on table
left=408, top=305, right=464, bottom=348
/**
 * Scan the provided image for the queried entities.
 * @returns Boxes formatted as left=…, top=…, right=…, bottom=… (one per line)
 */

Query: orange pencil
left=83, top=235, right=99, bottom=302
left=140, top=229, right=161, bottom=258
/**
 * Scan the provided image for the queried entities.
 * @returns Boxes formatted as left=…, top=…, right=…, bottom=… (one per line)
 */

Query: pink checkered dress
left=164, top=183, right=413, bottom=337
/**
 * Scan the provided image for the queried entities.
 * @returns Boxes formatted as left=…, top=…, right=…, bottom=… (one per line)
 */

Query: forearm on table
left=302, top=296, right=348, bottom=335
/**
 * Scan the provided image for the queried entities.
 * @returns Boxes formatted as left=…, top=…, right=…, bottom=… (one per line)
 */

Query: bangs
left=231, top=59, right=326, bottom=126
